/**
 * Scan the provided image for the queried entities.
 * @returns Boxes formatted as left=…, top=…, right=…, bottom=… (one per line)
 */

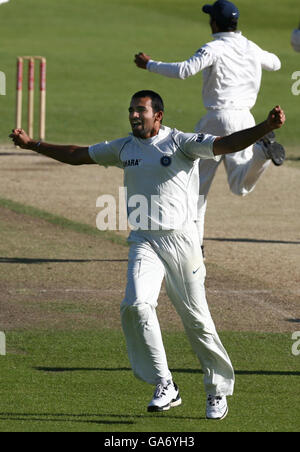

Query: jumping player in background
left=291, top=23, right=300, bottom=52
left=134, top=0, right=285, bottom=256
left=10, top=91, right=285, bottom=420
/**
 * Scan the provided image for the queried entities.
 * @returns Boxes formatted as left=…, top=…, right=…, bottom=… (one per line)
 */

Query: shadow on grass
left=0, top=412, right=134, bottom=426
left=206, top=237, right=300, bottom=245
left=286, top=156, right=300, bottom=161
left=34, top=367, right=300, bottom=376
left=0, top=152, right=35, bottom=156
left=0, top=411, right=206, bottom=424
left=0, top=257, right=128, bottom=264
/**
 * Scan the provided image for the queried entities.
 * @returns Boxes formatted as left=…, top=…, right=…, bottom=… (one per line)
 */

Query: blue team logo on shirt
left=196, top=48, right=208, bottom=57
left=160, top=156, right=172, bottom=167
left=196, top=133, right=204, bottom=143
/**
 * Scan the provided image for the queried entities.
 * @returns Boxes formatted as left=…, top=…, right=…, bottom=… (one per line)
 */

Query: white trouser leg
left=224, top=143, right=271, bottom=196
left=195, top=109, right=269, bottom=242
left=120, top=239, right=172, bottom=385
left=195, top=197, right=207, bottom=247
left=195, top=157, right=221, bottom=246
left=150, top=227, right=235, bottom=396
left=195, top=112, right=225, bottom=246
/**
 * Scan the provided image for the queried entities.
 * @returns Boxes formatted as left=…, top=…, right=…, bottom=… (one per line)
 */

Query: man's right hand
left=266, top=105, right=286, bottom=130
left=134, top=52, right=151, bottom=69
left=213, top=105, right=286, bottom=156
left=9, top=128, right=33, bottom=149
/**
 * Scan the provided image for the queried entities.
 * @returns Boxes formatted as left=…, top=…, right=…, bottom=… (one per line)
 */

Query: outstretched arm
left=134, top=48, right=214, bottom=80
left=9, top=129, right=94, bottom=165
left=213, top=106, right=285, bottom=156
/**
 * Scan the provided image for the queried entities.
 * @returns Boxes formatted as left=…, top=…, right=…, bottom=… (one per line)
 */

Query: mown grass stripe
left=0, top=197, right=128, bottom=247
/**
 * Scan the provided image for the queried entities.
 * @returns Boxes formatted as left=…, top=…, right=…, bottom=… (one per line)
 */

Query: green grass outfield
left=0, top=330, right=299, bottom=433
left=0, top=0, right=299, bottom=149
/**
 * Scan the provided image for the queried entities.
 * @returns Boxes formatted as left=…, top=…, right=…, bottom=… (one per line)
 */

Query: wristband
left=35, top=141, right=42, bottom=152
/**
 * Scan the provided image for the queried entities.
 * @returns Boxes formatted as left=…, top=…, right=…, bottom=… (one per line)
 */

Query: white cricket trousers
left=195, top=109, right=271, bottom=245
left=120, top=225, right=235, bottom=396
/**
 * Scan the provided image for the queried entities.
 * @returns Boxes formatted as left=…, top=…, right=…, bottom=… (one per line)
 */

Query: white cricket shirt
left=147, top=31, right=281, bottom=110
left=89, top=126, right=218, bottom=231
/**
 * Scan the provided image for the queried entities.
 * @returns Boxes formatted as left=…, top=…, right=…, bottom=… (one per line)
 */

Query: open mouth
left=131, top=120, right=143, bottom=128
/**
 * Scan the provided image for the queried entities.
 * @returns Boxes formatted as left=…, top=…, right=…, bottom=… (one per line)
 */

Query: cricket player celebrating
left=10, top=91, right=285, bottom=420
left=135, top=0, right=285, bottom=256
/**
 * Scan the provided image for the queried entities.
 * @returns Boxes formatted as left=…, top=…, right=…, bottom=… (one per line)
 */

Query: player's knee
left=228, top=176, right=256, bottom=196
left=120, top=297, right=134, bottom=315
left=120, top=298, right=152, bottom=321
left=180, top=307, right=216, bottom=335
left=229, top=184, right=249, bottom=197
left=121, top=297, right=140, bottom=310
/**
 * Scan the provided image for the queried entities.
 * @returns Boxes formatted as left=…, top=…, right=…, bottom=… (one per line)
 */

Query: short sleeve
left=176, top=132, right=221, bottom=161
left=88, top=138, right=128, bottom=168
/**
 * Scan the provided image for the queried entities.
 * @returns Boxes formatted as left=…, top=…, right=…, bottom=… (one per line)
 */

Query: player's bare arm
left=213, top=106, right=286, bottom=156
left=134, top=52, right=151, bottom=69
left=9, top=128, right=94, bottom=165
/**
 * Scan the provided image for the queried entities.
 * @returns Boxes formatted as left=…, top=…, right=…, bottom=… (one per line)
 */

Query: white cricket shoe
left=147, top=381, right=182, bottom=412
left=206, top=395, right=228, bottom=420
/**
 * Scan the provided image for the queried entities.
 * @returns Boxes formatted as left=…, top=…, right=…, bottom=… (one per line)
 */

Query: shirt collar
left=130, top=125, right=171, bottom=144
left=212, top=31, right=242, bottom=40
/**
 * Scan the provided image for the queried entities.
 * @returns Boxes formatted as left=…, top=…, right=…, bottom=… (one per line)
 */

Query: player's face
left=129, top=97, right=163, bottom=139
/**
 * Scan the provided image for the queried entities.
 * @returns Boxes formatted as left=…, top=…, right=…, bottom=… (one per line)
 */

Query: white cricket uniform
left=89, top=125, right=235, bottom=396
left=147, top=31, right=281, bottom=243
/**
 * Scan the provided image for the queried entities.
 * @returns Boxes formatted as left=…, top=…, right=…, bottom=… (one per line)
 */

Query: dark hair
left=131, top=90, right=164, bottom=113
left=215, top=17, right=238, bottom=32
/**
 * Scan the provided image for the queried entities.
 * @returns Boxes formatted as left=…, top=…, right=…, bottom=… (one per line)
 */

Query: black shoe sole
left=147, top=394, right=182, bottom=413
left=260, top=133, right=285, bottom=166
left=269, top=142, right=285, bottom=166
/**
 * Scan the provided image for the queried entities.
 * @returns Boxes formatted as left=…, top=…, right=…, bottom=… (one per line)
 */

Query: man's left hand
left=9, top=128, right=32, bottom=149
left=134, top=52, right=151, bottom=69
